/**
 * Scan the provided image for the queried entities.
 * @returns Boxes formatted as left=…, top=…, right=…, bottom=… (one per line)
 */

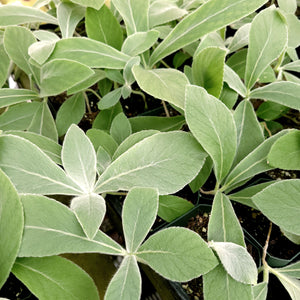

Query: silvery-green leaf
left=49, top=37, right=130, bottom=69
left=18, top=194, right=124, bottom=257
left=185, top=85, right=237, bottom=183
left=28, top=41, right=56, bottom=65
left=282, top=60, right=300, bottom=72
left=0, top=135, right=82, bottom=195
left=222, top=130, right=288, bottom=192
left=112, top=130, right=158, bottom=160
left=158, top=195, right=194, bottom=223
left=228, top=23, right=251, bottom=53
left=244, top=6, right=288, bottom=90
left=208, top=192, right=245, bottom=246
left=56, top=93, right=86, bottom=137
left=219, top=83, right=238, bottom=109
left=228, top=181, right=275, bottom=209
left=110, top=112, right=132, bottom=144
left=104, top=256, right=141, bottom=300
left=27, top=101, right=58, bottom=141
left=129, top=116, right=185, bottom=133
left=86, top=128, right=118, bottom=156
left=0, top=89, right=40, bottom=108
left=57, top=2, right=85, bottom=39
left=192, top=47, right=227, bottom=98
left=112, top=0, right=149, bottom=35
left=86, top=5, right=123, bottom=50
left=98, top=88, right=122, bottom=110
left=249, top=82, right=300, bottom=111
left=252, top=179, right=300, bottom=235
left=33, top=30, right=60, bottom=42
left=223, top=65, right=247, bottom=97
left=62, top=124, right=96, bottom=193
left=0, top=170, right=23, bottom=288
left=40, top=59, right=94, bottom=97
left=94, top=131, right=207, bottom=195
left=121, top=31, right=159, bottom=56
left=4, top=26, right=36, bottom=75
left=96, top=146, right=112, bottom=174
left=71, top=193, right=106, bottom=240
left=5, top=130, right=62, bottom=165
left=137, top=227, right=218, bottom=281
left=122, top=188, right=158, bottom=252
left=203, top=264, right=253, bottom=300
left=12, top=256, right=99, bottom=300
left=149, top=0, right=268, bottom=66
left=123, top=57, right=140, bottom=86
left=267, top=129, right=300, bottom=170
left=282, top=230, right=300, bottom=245
left=70, top=0, right=105, bottom=9
left=233, top=100, right=264, bottom=166
left=0, top=5, right=58, bottom=26
left=0, top=44, right=10, bottom=88
left=210, top=241, right=257, bottom=285
left=285, top=14, right=300, bottom=48
left=253, top=282, right=268, bottom=300
left=278, top=0, right=297, bottom=13
left=275, top=261, right=300, bottom=278
left=149, top=0, right=187, bottom=28
left=133, top=65, right=189, bottom=110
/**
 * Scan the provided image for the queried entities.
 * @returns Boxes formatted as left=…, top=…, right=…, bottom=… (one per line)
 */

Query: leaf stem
left=83, top=92, right=92, bottom=114
left=162, top=101, right=170, bottom=117
left=262, top=222, right=272, bottom=282
left=131, top=90, right=148, bottom=110
left=86, top=88, right=102, bottom=102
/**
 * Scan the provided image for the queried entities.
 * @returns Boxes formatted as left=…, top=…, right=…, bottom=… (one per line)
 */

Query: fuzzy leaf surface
left=0, top=89, right=40, bottom=108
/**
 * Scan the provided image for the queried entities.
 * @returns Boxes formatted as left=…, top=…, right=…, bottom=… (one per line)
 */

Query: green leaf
left=228, top=181, right=275, bottom=209
left=33, top=30, right=60, bottom=42
left=256, top=101, right=288, bottom=121
left=249, top=82, right=300, bottom=111
left=62, top=124, right=97, bottom=193
left=94, top=131, right=207, bottom=195
left=0, top=89, right=40, bottom=108
left=86, top=128, right=118, bottom=156
left=222, top=130, right=288, bottom=192
left=57, top=2, right=85, bottom=39
left=70, top=0, right=105, bottom=9
left=86, top=5, right=123, bottom=50
left=68, top=69, right=106, bottom=95
left=282, top=60, right=300, bottom=72
left=122, top=188, right=158, bottom=252
left=227, top=48, right=247, bottom=79
left=5, top=130, right=62, bottom=165
left=112, top=0, right=149, bottom=35
left=12, top=256, right=100, bottom=300
left=129, top=116, right=185, bottom=133
left=56, top=93, right=86, bottom=137
left=208, top=192, right=245, bottom=246
left=71, top=193, right=106, bottom=240
left=275, top=261, right=300, bottom=278
left=149, top=0, right=268, bottom=66
left=185, top=85, right=237, bottom=183
left=252, top=179, right=300, bottom=235
left=285, top=14, right=300, bottom=48
left=121, top=30, right=159, bottom=56
left=4, top=26, right=36, bottom=75
left=137, top=227, right=218, bottom=281
left=149, top=0, right=187, bottom=28
left=110, top=112, right=132, bottom=144
left=203, top=264, right=253, bottom=300
left=0, top=102, right=40, bottom=131
left=278, top=0, right=297, bottom=14
left=28, top=41, right=56, bottom=65
left=133, top=65, right=189, bottom=110
left=0, top=135, right=82, bottom=195
left=233, top=100, right=264, bottom=167
left=223, top=65, right=247, bottom=97
left=98, top=87, right=122, bottom=110
left=158, top=195, right=194, bottom=222
left=210, top=241, right=257, bottom=285
left=104, top=256, right=141, bottom=300
left=39, top=59, right=94, bottom=97
left=244, top=6, right=288, bottom=90
left=219, top=83, right=239, bottom=109
left=0, top=44, right=10, bottom=88
left=253, top=282, right=268, bottom=300
left=0, top=5, right=58, bottom=26
left=268, top=130, right=300, bottom=170
left=49, top=37, right=130, bottom=69
left=18, top=194, right=124, bottom=257
left=27, top=101, right=58, bottom=141
left=112, top=130, right=158, bottom=160
left=228, top=23, right=251, bottom=54
left=0, top=169, right=23, bottom=289
left=282, top=230, right=300, bottom=245
left=96, top=146, right=112, bottom=174
left=192, top=47, right=227, bottom=98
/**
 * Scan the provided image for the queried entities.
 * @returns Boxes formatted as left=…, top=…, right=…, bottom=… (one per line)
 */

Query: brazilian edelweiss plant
left=0, top=0, right=300, bottom=299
